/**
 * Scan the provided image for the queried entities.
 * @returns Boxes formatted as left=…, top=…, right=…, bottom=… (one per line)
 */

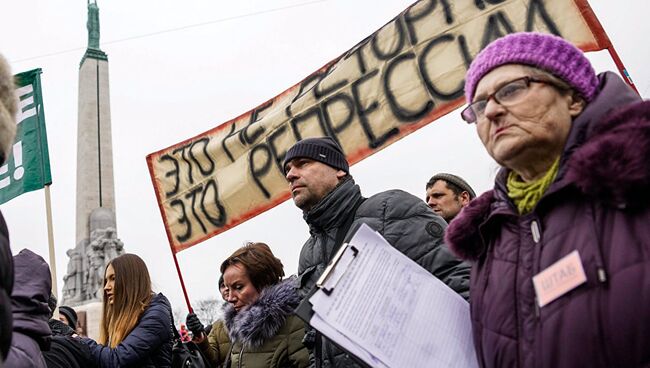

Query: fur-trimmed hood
left=224, top=277, right=300, bottom=350
left=447, top=73, right=649, bottom=262
left=0, top=55, right=17, bottom=165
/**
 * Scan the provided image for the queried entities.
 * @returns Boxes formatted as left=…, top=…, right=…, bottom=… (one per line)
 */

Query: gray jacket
left=297, top=177, right=470, bottom=367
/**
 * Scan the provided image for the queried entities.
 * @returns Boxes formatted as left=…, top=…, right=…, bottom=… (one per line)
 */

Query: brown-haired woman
left=187, top=242, right=308, bottom=367
left=82, top=253, right=173, bottom=367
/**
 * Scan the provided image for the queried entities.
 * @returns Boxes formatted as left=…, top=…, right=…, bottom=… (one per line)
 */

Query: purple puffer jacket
left=0, top=212, right=12, bottom=362
left=446, top=72, right=650, bottom=368
left=5, top=249, right=52, bottom=368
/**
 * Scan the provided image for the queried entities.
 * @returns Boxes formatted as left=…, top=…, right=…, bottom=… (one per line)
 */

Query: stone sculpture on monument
left=62, top=209, right=125, bottom=306
left=60, top=1, right=124, bottom=318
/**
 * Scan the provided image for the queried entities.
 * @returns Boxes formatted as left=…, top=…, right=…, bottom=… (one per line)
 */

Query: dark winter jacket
left=44, top=336, right=95, bottom=368
left=298, top=177, right=471, bottom=367
left=83, top=293, right=173, bottom=368
left=48, top=319, right=75, bottom=337
left=218, top=278, right=309, bottom=368
left=6, top=249, right=52, bottom=368
left=446, top=72, right=650, bottom=368
left=0, top=213, right=12, bottom=362
left=44, top=319, right=96, bottom=368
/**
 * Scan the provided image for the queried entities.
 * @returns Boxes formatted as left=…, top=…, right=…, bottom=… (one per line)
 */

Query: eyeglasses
left=461, top=76, right=566, bottom=124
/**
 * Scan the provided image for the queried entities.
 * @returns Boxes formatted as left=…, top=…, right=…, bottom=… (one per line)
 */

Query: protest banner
left=148, top=0, right=619, bottom=254
left=0, top=68, right=52, bottom=205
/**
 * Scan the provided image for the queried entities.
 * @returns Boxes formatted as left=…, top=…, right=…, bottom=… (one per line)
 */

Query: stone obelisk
left=76, top=0, right=115, bottom=247
left=61, top=0, right=124, bottom=313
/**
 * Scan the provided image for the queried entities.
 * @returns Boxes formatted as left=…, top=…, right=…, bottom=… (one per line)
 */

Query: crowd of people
left=1, top=31, right=649, bottom=368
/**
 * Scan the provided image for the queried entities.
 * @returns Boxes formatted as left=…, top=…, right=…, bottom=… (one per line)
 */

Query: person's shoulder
left=362, top=189, right=428, bottom=214
left=567, top=99, right=650, bottom=209
left=142, top=293, right=171, bottom=320
left=364, top=189, right=419, bottom=204
left=284, top=314, right=305, bottom=330
left=150, top=292, right=171, bottom=306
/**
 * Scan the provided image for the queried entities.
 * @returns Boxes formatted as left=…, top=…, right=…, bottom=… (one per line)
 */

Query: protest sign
left=148, top=0, right=611, bottom=252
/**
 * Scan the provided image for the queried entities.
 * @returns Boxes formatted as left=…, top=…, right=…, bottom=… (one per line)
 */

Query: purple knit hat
left=464, top=32, right=598, bottom=103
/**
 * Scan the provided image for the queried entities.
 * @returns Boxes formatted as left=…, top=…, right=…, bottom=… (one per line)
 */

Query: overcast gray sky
left=1, top=0, right=648, bottom=316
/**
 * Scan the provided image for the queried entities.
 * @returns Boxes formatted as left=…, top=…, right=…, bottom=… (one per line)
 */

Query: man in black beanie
left=284, top=136, right=470, bottom=368
left=57, top=306, right=78, bottom=331
left=44, top=294, right=95, bottom=368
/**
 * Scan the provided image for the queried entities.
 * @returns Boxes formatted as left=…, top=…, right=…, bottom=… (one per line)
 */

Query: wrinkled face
left=425, top=181, right=465, bottom=222
left=224, top=263, right=260, bottom=312
left=284, top=158, right=346, bottom=211
left=474, top=65, right=582, bottom=169
left=104, top=264, right=116, bottom=305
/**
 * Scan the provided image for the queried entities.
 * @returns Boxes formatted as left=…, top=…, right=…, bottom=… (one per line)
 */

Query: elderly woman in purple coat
left=446, top=32, right=650, bottom=368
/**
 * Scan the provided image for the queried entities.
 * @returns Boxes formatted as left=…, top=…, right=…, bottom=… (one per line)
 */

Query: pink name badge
left=532, top=250, right=587, bottom=308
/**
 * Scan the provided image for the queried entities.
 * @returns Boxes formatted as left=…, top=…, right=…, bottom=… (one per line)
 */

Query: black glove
left=186, top=312, right=205, bottom=336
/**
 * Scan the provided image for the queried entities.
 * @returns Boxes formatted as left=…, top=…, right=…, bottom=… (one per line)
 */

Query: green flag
left=0, top=68, right=52, bottom=204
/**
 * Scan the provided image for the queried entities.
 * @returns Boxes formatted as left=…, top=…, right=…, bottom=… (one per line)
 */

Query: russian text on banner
left=147, top=0, right=611, bottom=252
left=0, top=68, right=52, bottom=205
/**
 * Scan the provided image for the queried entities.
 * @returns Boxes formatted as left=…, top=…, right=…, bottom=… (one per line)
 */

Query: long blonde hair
left=99, top=254, right=153, bottom=348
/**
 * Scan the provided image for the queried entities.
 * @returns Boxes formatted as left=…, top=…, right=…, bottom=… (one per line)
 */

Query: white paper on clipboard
left=309, top=224, right=478, bottom=368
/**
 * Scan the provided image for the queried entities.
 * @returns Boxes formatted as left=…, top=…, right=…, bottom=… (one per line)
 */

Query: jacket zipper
left=531, top=219, right=542, bottom=320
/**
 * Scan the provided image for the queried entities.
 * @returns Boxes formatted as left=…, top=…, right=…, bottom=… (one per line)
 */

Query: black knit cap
left=283, top=137, right=349, bottom=174
left=429, top=173, right=476, bottom=199
left=58, top=305, right=78, bottom=329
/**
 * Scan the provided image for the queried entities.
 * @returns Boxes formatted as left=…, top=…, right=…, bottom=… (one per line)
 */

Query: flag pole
left=575, top=0, right=639, bottom=95
left=606, top=46, right=639, bottom=95
left=44, top=184, right=57, bottom=300
left=171, top=249, right=193, bottom=313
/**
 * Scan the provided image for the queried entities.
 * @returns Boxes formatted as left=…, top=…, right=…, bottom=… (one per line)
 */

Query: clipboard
left=295, top=223, right=478, bottom=368
left=295, top=224, right=373, bottom=368
left=295, top=249, right=372, bottom=368
left=316, top=242, right=359, bottom=295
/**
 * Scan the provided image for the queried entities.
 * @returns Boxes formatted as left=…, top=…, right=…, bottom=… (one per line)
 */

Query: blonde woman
left=82, top=254, right=173, bottom=367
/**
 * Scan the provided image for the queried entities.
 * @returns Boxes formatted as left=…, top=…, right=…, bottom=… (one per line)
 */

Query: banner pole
left=575, top=0, right=639, bottom=95
left=44, top=184, right=57, bottom=300
left=606, top=46, right=639, bottom=95
left=171, top=249, right=193, bottom=313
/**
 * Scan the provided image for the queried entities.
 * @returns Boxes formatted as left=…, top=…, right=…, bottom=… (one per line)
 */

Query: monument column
left=75, top=0, right=116, bottom=245
left=62, top=1, right=124, bottom=312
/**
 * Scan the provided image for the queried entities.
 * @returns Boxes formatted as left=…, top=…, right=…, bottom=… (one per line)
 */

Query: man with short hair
left=425, top=173, right=476, bottom=223
left=284, top=137, right=470, bottom=368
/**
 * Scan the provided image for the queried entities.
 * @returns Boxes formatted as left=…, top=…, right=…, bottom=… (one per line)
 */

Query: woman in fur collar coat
left=448, top=32, right=650, bottom=367
left=191, top=242, right=308, bottom=368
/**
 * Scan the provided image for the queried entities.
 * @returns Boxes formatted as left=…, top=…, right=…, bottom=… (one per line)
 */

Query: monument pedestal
left=75, top=301, right=103, bottom=340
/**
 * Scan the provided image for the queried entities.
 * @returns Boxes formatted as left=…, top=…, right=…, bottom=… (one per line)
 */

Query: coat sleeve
left=5, top=332, right=47, bottom=368
left=0, top=212, right=13, bottom=360
left=362, top=190, right=471, bottom=300
left=83, top=303, right=172, bottom=368
left=286, top=316, right=310, bottom=368
left=199, top=319, right=230, bottom=368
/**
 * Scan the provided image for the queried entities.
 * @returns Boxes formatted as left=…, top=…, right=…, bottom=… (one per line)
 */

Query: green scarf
left=507, top=157, right=560, bottom=215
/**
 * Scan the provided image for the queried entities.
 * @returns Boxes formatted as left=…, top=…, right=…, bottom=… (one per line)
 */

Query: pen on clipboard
left=316, top=243, right=359, bottom=295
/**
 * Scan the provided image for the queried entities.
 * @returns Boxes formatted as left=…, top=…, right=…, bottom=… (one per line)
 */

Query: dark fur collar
left=224, top=278, right=300, bottom=349
left=446, top=100, right=650, bottom=262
